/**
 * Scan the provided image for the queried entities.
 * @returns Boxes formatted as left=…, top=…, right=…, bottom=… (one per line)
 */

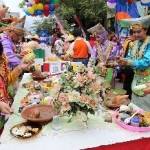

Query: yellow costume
left=0, top=54, right=22, bottom=104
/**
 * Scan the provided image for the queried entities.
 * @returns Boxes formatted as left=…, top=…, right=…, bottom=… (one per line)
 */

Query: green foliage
left=19, top=1, right=25, bottom=8
left=57, top=0, right=108, bottom=29
left=68, top=102, right=95, bottom=116
left=32, top=17, right=56, bottom=34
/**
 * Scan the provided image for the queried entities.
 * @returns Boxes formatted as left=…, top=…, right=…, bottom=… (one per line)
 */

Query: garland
left=130, top=36, right=150, bottom=59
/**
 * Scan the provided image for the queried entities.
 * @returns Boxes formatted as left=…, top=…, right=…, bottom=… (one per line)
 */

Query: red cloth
left=85, top=138, right=150, bottom=150
left=89, top=37, right=96, bottom=48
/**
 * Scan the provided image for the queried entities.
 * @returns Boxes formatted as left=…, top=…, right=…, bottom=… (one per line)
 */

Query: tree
left=57, top=0, right=108, bottom=30
left=32, top=17, right=56, bottom=34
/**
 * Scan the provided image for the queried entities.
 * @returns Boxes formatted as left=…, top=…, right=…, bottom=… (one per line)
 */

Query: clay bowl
left=32, top=72, right=47, bottom=81
left=21, top=105, right=55, bottom=123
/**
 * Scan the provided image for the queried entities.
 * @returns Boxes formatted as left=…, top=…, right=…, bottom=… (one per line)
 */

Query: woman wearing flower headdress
left=118, top=17, right=150, bottom=111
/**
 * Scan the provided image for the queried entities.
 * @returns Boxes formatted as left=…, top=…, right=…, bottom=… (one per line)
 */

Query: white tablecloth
left=1, top=73, right=150, bottom=150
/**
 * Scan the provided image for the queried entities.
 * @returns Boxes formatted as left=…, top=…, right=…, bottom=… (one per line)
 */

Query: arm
left=1, top=37, right=21, bottom=66
left=66, top=42, right=74, bottom=57
left=0, top=101, right=12, bottom=114
left=2, top=55, right=22, bottom=84
left=7, top=66, right=22, bottom=84
left=85, top=40, right=92, bottom=55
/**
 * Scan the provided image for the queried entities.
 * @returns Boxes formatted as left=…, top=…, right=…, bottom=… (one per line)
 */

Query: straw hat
left=31, top=34, right=40, bottom=41
left=0, top=26, right=24, bottom=36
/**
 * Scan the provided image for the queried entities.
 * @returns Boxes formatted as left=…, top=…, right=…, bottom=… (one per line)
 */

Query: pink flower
left=76, top=73, right=88, bottom=86
left=90, top=82, right=101, bottom=93
left=80, top=95, right=90, bottom=104
left=61, top=102, right=71, bottom=113
left=87, top=71, right=96, bottom=80
left=58, top=93, right=69, bottom=103
left=88, top=99, right=97, bottom=109
left=80, top=95, right=98, bottom=109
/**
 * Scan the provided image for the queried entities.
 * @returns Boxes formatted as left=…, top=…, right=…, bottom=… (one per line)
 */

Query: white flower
left=68, top=91, right=80, bottom=102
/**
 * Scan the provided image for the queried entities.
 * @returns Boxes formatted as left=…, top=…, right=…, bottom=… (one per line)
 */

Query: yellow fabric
left=122, top=38, right=134, bottom=56
left=0, top=54, right=21, bottom=85
left=0, top=54, right=21, bottom=104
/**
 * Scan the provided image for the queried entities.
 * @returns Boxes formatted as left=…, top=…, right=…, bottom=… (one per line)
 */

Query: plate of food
left=10, top=122, right=42, bottom=139
left=21, top=104, right=55, bottom=123
left=133, top=83, right=150, bottom=96
left=104, top=94, right=129, bottom=109
left=20, top=93, right=43, bottom=107
left=113, top=105, right=150, bottom=132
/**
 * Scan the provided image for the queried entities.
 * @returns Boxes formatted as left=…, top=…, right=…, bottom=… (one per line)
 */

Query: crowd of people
left=0, top=4, right=150, bottom=135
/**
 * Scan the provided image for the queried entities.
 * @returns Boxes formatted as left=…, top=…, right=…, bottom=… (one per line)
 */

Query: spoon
left=124, top=111, right=139, bottom=124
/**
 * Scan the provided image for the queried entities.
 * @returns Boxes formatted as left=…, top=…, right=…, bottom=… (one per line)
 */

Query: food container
left=130, top=116, right=140, bottom=127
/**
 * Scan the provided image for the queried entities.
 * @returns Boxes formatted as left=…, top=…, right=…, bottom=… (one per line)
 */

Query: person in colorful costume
left=63, top=28, right=92, bottom=66
left=87, top=24, right=116, bottom=84
left=122, top=29, right=135, bottom=99
left=0, top=41, right=32, bottom=105
left=108, top=32, right=123, bottom=60
left=118, top=19, right=150, bottom=111
left=0, top=26, right=23, bottom=69
left=0, top=41, right=33, bottom=130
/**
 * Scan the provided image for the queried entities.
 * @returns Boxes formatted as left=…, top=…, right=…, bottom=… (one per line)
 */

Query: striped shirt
left=0, top=33, right=21, bottom=68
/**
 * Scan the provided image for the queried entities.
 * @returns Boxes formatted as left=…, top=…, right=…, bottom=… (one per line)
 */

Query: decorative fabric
left=0, top=54, right=21, bottom=104
left=115, top=0, right=140, bottom=21
left=127, top=36, right=150, bottom=70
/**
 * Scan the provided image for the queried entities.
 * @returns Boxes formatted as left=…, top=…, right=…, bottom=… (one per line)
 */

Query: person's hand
left=117, top=58, right=129, bottom=66
left=20, top=60, right=34, bottom=71
left=0, top=101, right=13, bottom=114
left=61, top=55, right=69, bottom=61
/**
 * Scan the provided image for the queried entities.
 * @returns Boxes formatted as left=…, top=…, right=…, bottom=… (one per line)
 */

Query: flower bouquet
left=53, top=64, right=104, bottom=123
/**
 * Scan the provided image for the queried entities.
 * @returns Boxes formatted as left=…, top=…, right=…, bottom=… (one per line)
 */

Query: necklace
left=131, top=36, right=150, bottom=59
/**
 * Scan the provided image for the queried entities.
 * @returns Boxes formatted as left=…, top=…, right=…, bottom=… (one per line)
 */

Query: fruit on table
left=40, top=98, right=49, bottom=105
left=143, top=112, right=150, bottom=125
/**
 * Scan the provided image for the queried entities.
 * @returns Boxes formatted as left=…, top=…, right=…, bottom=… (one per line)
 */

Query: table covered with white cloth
left=1, top=73, right=150, bottom=150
